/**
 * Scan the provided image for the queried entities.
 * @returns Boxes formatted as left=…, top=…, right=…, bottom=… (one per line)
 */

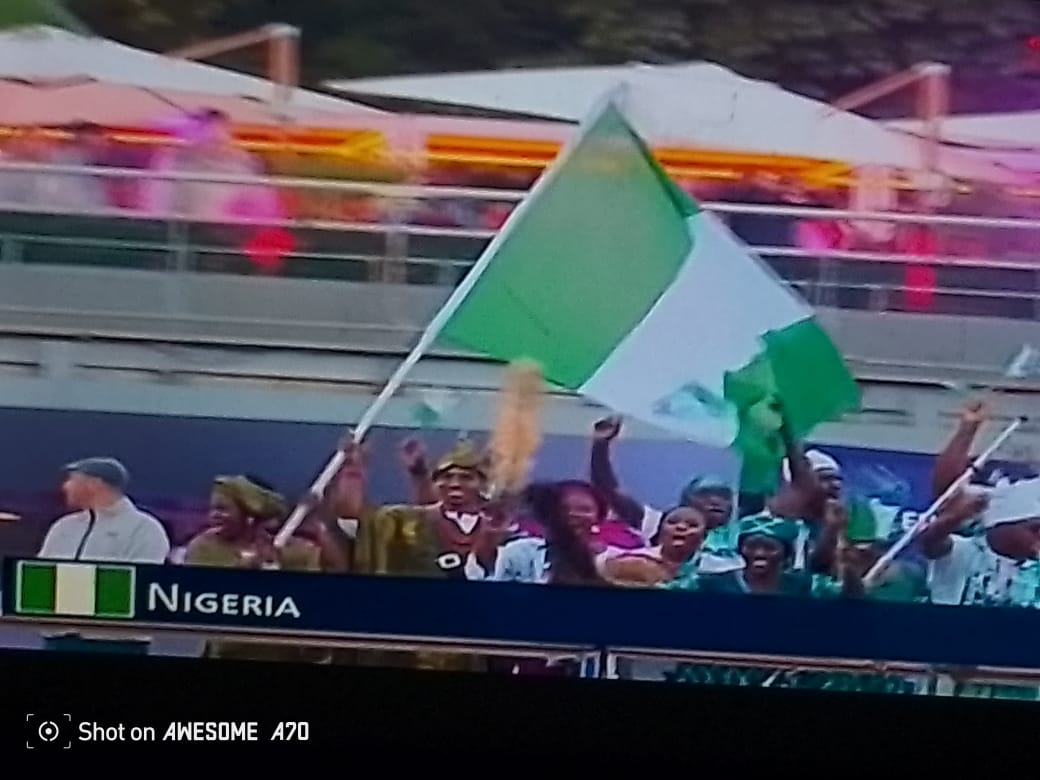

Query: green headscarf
left=213, top=475, right=287, bottom=521
left=738, top=515, right=801, bottom=551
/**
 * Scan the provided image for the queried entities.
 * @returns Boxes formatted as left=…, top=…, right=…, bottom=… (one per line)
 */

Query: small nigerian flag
left=17, top=561, right=136, bottom=619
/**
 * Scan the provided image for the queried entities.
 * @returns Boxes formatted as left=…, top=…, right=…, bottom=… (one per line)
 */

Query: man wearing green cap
left=356, top=438, right=506, bottom=673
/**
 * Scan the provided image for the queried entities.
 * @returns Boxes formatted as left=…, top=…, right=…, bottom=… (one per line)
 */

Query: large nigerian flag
left=436, top=99, right=859, bottom=490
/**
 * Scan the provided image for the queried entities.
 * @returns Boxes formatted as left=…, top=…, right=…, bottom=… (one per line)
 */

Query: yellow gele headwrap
left=213, top=475, right=287, bottom=521
left=433, top=439, right=488, bottom=479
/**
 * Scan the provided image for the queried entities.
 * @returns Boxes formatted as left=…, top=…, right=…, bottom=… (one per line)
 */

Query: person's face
left=740, top=534, right=786, bottom=578
left=841, top=542, right=880, bottom=578
left=560, top=487, right=600, bottom=540
left=209, top=492, right=248, bottom=536
left=817, top=469, right=843, bottom=500
left=658, top=507, right=706, bottom=560
left=987, top=519, right=1040, bottom=562
left=686, top=488, right=733, bottom=530
left=435, top=467, right=483, bottom=510
left=61, top=472, right=97, bottom=510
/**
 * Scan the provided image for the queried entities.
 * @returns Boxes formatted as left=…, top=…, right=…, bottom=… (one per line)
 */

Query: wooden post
left=165, top=24, right=301, bottom=122
left=268, top=24, right=301, bottom=121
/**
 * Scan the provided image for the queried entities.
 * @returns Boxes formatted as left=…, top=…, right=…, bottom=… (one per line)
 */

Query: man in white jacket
left=37, top=457, right=170, bottom=654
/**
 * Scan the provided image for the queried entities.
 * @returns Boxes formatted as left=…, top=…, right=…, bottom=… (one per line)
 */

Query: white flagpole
left=273, top=86, right=631, bottom=548
left=862, top=415, right=1025, bottom=586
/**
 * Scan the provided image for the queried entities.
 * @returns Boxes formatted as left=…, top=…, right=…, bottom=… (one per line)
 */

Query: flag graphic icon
left=16, top=562, right=135, bottom=619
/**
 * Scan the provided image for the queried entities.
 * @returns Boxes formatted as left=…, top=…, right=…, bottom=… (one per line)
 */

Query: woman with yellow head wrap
left=182, top=475, right=323, bottom=663
left=184, top=475, right=319, bottom=571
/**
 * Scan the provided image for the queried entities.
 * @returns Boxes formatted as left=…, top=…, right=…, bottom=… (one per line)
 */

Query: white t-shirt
left=493, top=537, right=550, bottom=584
left=928, top=534, right=1039, bottom=607
left=490, top=536, right=631, bottom=584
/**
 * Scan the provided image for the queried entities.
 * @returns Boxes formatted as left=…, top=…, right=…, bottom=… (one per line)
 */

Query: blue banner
left=5, top=559, right=1040, bottom=669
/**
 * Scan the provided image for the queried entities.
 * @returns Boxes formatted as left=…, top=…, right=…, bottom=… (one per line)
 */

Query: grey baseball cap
left=64, top=457, right=130, bottom=491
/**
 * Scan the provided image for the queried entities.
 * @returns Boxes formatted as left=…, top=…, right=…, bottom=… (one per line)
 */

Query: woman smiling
left=183, top=475, right=324, bottom=663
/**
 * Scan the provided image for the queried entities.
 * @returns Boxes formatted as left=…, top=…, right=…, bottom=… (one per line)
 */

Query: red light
left=903, top=264, right=936, bottom=312
left=243, top=227, right=294, bottom=274
left=1028, top=35, right=1040, bottom=51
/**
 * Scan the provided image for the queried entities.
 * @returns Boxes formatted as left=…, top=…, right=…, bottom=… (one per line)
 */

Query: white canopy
left=328, top=63, right=1022, bottom=181
left=887, top=112, right=1040, bottom=151
left=0, top=25, right=382, bottom=119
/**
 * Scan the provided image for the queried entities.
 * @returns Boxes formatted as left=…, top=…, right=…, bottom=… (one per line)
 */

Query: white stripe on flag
left=55, top=563, right=95, bottom=616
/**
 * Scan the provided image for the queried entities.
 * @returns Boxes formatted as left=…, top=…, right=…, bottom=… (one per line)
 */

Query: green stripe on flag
left=18, top=562, right=56, bottom=614
left=439, top=103, right=694, bottom=390
left=94, top=566, right=135, bottom=618
left=15, top=561, right=136, bottom=619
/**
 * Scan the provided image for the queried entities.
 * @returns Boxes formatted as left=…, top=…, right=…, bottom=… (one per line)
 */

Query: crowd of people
left=0, top=111, right=281, bottom=223
left=1, top=114, right=1039, bottom=316
left=32, top=397, right=1040, bottom=696
left=1, top=116, right=1035, bottom=261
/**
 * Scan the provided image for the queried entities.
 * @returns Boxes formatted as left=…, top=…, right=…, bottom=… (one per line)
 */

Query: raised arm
left=932, top=400, right=989, bottom=499
left=589, top=417, right=646, bottom=527
left=808, top=499, right=846, bottom=575
left=917, top=490, right=989, bottom=560
left=776, top=413, right=827, bottom=522
left=400, top=437, right=437, bottom=505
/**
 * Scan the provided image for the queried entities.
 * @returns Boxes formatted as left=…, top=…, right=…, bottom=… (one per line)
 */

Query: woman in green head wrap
left=668, top=514, right=811, bottom=596
left=183, top=475, right=324, bottom=662
left=652, top=515, right=810, bottom=688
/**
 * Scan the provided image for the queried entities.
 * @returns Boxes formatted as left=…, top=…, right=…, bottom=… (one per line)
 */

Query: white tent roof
left=887, top=112, right=1040, bottom=151
left=328, top=63, right=1020, bottom=180
left=0, top=25, right=382, bottom=117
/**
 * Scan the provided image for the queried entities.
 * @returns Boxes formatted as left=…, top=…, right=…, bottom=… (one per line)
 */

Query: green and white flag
left=16, top=561, right=136, bottom=619
left=436, top=98, right=859, bottom=490
left=410, top=387, right=462, bottom=428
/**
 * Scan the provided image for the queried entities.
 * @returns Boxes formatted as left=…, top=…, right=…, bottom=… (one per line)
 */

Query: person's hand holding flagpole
left=863, top=415, right=1026, bottom=587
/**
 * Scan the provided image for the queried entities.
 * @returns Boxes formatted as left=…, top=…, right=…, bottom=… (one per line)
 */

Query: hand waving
left=399, top=437, right=429, bottom=475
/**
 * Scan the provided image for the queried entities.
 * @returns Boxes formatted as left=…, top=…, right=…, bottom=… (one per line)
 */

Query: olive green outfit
left=184, top=475, right=326, bottom=663
left=349, top=440, right=490, bottom=674
left=352, top=503, right=487, bottom=673
left=185, top=530, right=324, bottom=663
